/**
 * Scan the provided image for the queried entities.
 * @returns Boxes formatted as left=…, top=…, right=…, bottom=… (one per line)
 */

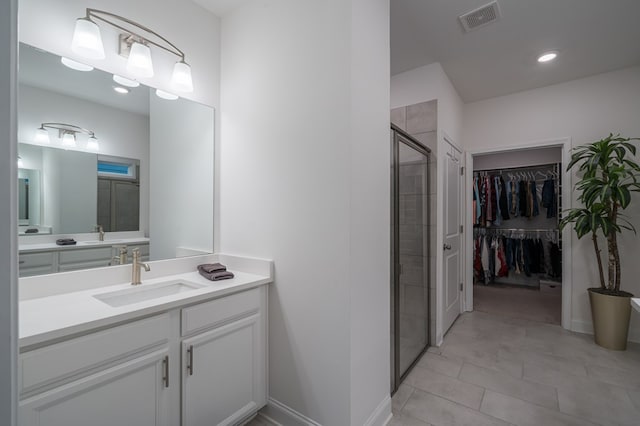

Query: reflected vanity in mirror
left=18, top=43, right=214, bottom=277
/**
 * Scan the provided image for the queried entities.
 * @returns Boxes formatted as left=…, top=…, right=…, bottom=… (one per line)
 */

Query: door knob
left=443, top=244, right=452, bottom=250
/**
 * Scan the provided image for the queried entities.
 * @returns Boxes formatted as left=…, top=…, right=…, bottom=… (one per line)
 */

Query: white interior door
left=442, top=141, right=463, bottom=334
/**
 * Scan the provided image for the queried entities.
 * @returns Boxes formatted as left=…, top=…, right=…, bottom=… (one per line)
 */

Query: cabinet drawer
left=181, top=288, right=261, bottom=336
left=20, top=313, right=170, bottom=395
left=59, top=247, right=113, bottom=265
left=19, top=252, right=54, bottom=269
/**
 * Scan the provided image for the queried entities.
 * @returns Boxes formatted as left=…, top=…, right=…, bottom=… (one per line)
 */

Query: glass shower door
left=392, top=128, right=430, bottom=391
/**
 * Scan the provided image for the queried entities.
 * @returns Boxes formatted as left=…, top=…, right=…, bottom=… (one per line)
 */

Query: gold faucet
left=131, top=248, right=150, bottom=285
left=94, top=225, right=105, bottom=241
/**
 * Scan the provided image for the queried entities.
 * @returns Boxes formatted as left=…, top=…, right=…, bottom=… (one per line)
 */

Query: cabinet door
left=182, top=314, right=265, bottom=426
left=20, top=349, right=170, bottom=426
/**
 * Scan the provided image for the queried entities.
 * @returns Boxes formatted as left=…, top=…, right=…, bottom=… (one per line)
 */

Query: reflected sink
left=78, top=239, right=124, bottom=245
left=94, top=280, right=205, bottom=307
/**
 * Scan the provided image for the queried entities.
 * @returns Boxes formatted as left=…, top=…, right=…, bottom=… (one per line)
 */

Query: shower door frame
left=390, top=124, right=431, bottom=394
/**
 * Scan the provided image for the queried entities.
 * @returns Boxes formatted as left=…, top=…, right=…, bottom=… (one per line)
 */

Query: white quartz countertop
left=632, top=298, right=640, bottom=313
left=19, top=254, right=273, bottom=348
left=19, top=237, right=150, bottom=253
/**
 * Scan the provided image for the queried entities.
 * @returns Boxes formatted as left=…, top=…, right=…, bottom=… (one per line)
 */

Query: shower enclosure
left=390, top=125, right=431, bottom=393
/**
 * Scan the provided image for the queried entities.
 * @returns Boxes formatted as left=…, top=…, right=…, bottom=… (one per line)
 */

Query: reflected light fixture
left=155, top=89, right=178, bottom=100
left=17, top=156, right=24, bottom=168
left=61, top=57, right=94, bottom=72
left=113, top=74, right=139, bottom=87
left=37, top=123, right=98, bottom=150
left=537, top=51, right=558, bottom=63
left=113, top=86, right=129, bottom=94
left=70, top=8, right=194, bottom=92
left=34, top=125, right=51, bottom=144
left=87, top=135, right=100, bottom=151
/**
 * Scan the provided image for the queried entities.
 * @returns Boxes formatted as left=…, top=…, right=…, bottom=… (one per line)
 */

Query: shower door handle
left=443, top=244, right=452, bottom=250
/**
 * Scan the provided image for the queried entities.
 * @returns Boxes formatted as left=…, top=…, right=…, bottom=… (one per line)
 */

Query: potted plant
left=560, top=134, right=640, bottom=350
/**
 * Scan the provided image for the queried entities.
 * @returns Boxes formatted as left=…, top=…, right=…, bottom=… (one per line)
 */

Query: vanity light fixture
left=62, top=132, right=77, bottom=147
left=61, top=57, right=94, bottom=72
left=537, top=51, right=558, bottom=63
left=113, top=74, right=139, bottom=88
left=34, top=125, right=51, bottom=144
left=113, top=86, right=130, bottom=94
left=155, top=89, right=179, bottom=100
left=17, top=156, right=24, bottom=168
left=37, top=123, right=98, bottom=150
left=70, top=9, right=194, bottom=92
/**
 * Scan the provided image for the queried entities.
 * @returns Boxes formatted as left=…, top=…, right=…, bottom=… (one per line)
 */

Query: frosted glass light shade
left=171, top=61, right=193, bottom=92
left=71, top=18, right=105, bottom=60
left=17, top=157, right=24, bottom=168
left=126, top=42, right=154, bottom=78
left=61, top=57, right=94, bottom=72
left=113, top=74, right=139, bottom=87
left=87, top=136, right=99, bottom=151
left=155, top=89, right=178, bottom=100
left=35, top=127, right=50, bottom=144
left=62, top=133, right=76, bottom=147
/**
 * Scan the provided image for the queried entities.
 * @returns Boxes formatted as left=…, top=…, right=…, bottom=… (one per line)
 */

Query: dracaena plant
left=560, top=134, right=640, bottom=294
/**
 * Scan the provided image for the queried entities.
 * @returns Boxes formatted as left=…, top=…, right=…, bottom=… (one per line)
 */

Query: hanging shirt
left=493, top=177, right=502, bottom=226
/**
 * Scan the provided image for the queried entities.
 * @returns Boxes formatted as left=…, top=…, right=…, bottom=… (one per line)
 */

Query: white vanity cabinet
left=181, top=288, right=267, bottom=426
left=19, top=314, right=172, bottom=426
left=19, top=285, right=268, bottom=426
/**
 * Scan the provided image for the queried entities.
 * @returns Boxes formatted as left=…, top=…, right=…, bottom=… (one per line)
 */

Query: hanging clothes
left=499, top=177, right=510, bottom=220
left=541, top=179, right=557, bottom=218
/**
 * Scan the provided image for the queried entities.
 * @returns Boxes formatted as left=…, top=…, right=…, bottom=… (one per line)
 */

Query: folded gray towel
left=198, top=269, right=234, bottom=281
left=197, top=263, right=226, bottom=274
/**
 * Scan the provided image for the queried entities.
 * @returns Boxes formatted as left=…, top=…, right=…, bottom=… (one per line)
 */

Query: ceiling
left=191, top=0, right=253, bottom=17
left=391, top=0, right=640, bottom=102
left=19, top=43, right=150, bottom=116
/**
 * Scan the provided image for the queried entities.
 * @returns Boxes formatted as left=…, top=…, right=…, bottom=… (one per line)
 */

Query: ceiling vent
left=459, top=1, right=501, bottom=32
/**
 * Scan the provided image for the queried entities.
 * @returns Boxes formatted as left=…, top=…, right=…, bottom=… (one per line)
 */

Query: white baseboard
left=259, top=398, right=322, bottom=426
left=571, top=320, right=640, bottom=343
left=259, top=395, right=392, bottom=426
left=363, top=395, right=392, bottom=426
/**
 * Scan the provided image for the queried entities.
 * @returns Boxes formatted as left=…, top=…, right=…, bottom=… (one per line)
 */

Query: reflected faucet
left=94, top=225, right=105, bottom=241
left=131, top=248, right=150, bottom=285
left=110, top=245, right=128, bottom=265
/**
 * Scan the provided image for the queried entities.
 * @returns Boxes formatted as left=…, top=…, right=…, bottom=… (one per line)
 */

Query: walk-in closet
left=471, top=147, right=563, bottom=324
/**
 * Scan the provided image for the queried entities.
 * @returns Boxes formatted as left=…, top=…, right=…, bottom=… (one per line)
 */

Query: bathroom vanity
left=18, top=254, right=272, bottom=426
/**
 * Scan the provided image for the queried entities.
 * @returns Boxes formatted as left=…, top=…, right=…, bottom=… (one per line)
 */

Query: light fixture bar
left=40, top=122, right=96, bottom=138
left=85, top=9, right=185, bottom=61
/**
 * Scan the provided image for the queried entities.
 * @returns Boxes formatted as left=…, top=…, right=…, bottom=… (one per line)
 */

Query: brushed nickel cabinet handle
left=187, top=345, right=194, bottom=376
left=163, top=356, right=169, bottom=388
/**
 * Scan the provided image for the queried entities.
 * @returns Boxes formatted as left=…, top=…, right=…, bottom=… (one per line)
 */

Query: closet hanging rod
left=475, top=227, right=559, bottom=232
left=473, top=162, right=560, bottom=175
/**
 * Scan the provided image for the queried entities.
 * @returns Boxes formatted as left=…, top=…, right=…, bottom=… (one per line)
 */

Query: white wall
left=463, top=65, right=640, bottom=339
left=390, top=63, right=464, bottom=344
left=349, top=0, right=391, bottom=424
left=149, top=95, right=214, bottom=260
left=220, top=0, right=390, bottom=424
left=18, top=84, right=150, bottom=234
left=0, top=0, right=18, bottom=423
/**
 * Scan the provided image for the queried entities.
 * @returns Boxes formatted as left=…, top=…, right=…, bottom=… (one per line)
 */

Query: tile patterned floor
left=246, top=311, right=640, bottom=426
left=391, top=311, right=640, bottom=426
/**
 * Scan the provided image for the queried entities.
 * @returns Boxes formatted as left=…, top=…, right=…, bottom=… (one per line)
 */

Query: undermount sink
left=94, top=280, right=206, bottom=307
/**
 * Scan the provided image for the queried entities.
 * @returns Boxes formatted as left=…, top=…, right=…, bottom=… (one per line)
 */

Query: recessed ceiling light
left=113, top=74, right=140, bottom=88
left=61, top=57, right=94, bottom=72
left=537, top=52, right=558, bottom=63
left=113, top=86, right=129, bottom=94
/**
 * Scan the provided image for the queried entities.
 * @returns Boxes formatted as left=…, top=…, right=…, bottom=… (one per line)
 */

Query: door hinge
left=460, top=283, right=463, bottom=292
left=460, top=225, right=463, bottom=233
left=460, top=166, right=464, bottom=175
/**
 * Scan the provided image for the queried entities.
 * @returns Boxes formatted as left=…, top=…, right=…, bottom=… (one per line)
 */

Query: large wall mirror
left=18, top=42, right=214, bottom=275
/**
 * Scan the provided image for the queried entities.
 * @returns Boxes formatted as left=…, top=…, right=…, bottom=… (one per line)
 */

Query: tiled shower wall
left=391, top=100, right=438, bottom=347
